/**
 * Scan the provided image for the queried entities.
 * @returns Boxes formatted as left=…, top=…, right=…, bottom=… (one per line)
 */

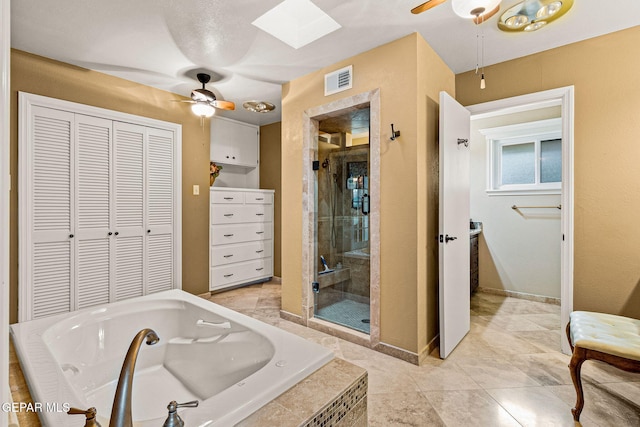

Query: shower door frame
left=301, top=89, right=381, bottom=347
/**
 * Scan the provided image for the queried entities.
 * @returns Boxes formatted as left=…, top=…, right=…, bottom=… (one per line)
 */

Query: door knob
left=445, top=234, right=457, bottom=243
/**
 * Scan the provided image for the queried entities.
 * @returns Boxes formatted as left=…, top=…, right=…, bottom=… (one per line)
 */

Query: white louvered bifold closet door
left=146, top=127, right=174, bottom=294
left=75, top=115, right=113, bottom=309
left=29, top=106, right=74, bottom=319
left=113, top=122, right=146, bottom=301
left=21, top=93, right=180, bottom=322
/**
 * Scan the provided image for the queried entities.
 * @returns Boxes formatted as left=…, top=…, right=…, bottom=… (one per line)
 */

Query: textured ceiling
left=11, top=0, right=640, bottom=125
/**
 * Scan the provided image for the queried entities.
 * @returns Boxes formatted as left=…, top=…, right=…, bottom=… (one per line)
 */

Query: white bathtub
left=10, top=289, right=333, bottom=426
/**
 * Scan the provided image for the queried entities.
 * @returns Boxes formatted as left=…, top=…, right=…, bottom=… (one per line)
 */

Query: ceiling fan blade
left=170, top=99, right=196, bottom=103
left=411, top=0, right=448, bottom=14
left=212, top=100, right=235, bottom=111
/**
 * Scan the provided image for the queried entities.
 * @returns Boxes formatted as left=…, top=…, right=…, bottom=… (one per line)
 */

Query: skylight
left=252, top=0, right=341, bottom=49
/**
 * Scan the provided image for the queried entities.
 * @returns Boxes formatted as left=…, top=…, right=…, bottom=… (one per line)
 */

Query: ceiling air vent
left=324, top=65, right=353, bottom=96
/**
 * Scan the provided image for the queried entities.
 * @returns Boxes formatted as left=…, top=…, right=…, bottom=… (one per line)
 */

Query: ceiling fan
left=412, top=0, right=502, bottom=24
left=179, top=73, right=235, bottom=118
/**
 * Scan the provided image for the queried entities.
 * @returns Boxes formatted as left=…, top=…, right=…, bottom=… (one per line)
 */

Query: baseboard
left=279, top=309, right=305, bottom=326
left=477, top=286, right=560, bottom=305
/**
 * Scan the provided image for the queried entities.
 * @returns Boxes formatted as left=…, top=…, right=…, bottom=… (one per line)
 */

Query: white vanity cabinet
left=210, top=116, right=259, bottom=168
left=210, top=187, right=274, bottom=291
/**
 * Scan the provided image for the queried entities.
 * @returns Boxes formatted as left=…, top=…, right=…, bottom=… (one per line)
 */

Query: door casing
left=467, top=86, right=575, bottom=355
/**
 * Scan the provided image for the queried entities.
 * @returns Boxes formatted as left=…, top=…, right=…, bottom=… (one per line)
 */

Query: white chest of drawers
left=209, top=187, right=275, bottom=291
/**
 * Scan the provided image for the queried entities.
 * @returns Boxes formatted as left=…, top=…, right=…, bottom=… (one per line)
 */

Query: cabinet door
left=74, top=115, right=113, bottom=309
left=210, top=118, right=258, bottom=167
left=28, top=107, right=75, bottom=320
left=113, top=122, right=146, bottom=301
left=233, top=123, right=258, bottom=167
left=146, top=127, right=175, bottom=294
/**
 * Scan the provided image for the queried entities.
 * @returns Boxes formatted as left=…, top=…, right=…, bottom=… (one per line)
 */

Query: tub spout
left=109, top=328, right=160, bottom=427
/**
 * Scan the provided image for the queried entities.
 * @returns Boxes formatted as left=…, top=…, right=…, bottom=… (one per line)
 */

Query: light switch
left=193, top=184, right=200, bottom=196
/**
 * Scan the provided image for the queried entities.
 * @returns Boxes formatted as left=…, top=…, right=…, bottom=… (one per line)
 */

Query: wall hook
left=390, top=124, right=401, bottom=141
left=457, top=138, right=469, bottom=148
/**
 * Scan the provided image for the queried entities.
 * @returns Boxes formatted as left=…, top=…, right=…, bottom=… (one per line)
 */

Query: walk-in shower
left=313, top=106, right=371, bottom=334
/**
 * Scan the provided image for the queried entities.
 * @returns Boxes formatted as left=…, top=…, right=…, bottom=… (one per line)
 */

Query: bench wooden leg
left=568, top=346, right=587, bottom=421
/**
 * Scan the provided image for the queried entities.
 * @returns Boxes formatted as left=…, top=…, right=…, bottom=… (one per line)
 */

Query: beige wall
left=456, top=26, right=640, bottom=318
left=471, top=107, right=561, bottom=298
left=281, top=33, right=454, bottom=354
left=9, top=50, right=210, bottom=323
left=259, top=121, right=282, bottom=277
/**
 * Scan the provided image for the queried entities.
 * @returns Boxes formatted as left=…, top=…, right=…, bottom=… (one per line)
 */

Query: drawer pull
left=256, top=250, right=264, bottom=253
left=256, top=267, right=264, bottom=271
left=223, top=197, right=234, bottom=200
left=224, top=274, right=234, bottom=278
left=256, top=213, right=264, bottom=216
left=223, top=255, right=234, bottom=258
left=256, top=231, right=264, bottom=235
left=224, top=214, right=234, bottom=217
left=224, top=234, right=234, bottom=237
left=255, top=198, right=264, bottom=201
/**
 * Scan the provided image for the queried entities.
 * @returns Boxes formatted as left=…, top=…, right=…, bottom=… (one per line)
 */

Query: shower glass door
left=313, top=106, right=371, bottom=334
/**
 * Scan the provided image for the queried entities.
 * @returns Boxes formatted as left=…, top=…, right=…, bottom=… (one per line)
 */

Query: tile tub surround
left=11, top=280, right=640, bottom=426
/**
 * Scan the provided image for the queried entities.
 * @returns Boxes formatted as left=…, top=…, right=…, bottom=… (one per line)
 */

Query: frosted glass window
left=541, top=138, right=562, bottom=183
left=501, top=143, right=535, bottom=185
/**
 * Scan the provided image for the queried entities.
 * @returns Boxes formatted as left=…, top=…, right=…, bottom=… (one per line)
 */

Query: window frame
left=481, top=118, right=562, bottom=196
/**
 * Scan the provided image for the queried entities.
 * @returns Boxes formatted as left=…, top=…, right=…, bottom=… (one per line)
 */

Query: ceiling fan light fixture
left=191, top=101, right=215, bottom=118
left=498, top=0, right=573, bottom=32
left=243, top=101, right=276, bottom=113
left=452, top=0, right=501, bottom=20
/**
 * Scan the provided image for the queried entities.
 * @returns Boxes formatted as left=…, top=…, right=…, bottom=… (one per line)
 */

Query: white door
left=146, top=127, right=175, bottom=294
left=439, top=91, right=471, bottom=359
left=74, top=114, right=113, bottom=309
left=26, top=106, right=75, bottom=320
left=113, top=121, right=146, bottom=301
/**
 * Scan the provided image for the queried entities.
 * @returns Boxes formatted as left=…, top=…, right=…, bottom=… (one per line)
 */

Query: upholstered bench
left=566, top=311, right=640, bottom=421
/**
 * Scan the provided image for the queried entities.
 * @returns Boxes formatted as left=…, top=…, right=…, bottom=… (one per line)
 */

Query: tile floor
left=207, top=281, right=640, bottom=426
left=9, top=281, right=640, bottom=426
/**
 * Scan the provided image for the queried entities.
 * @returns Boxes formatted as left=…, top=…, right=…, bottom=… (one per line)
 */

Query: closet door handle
left=256, top=268, right=264, bottom=271
left=108, top=232, right=113, bottom=236
left=256, top=250, right=264, bottom=253
left=224, top=234, right=234, bottom=237
left=223, top=255, right=233, bottom=258
left=69, top=234, right=74, bottom=238
left=147, top=229, right=151, bottom=233
left=224, top=214, right=234, bottom=217
left=224, top=274, right=234, bottom=278
left=256, top=213, right=264, bottom=216
left=256, top=231, right=264, bottom=235
left=114, top=232, right=119, bottom=236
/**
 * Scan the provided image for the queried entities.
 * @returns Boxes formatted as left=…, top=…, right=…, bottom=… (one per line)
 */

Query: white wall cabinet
left=210, top=116, right=259, bottom=168
left=210, top=188, right=274, bottom=291
left=19, top=93, right=182, bottom=321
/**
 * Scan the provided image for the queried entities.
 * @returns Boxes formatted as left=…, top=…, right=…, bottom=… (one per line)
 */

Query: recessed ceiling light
left=252, top=0, right=341, bottom=49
